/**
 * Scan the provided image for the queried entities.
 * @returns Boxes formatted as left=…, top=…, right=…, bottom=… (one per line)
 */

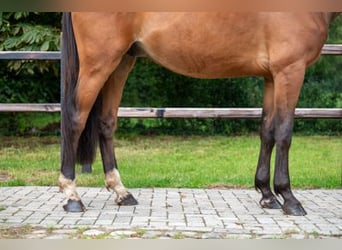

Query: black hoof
left=260, top=196, right=282, bottom=209
left=63, top=199, right=86, bottom=212
left=282, top=202, right=307, bottom=216
left=116, top=193, right=138, bottom=206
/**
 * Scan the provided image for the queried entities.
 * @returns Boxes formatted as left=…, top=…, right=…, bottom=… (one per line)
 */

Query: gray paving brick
left=149, top=221, right=168, bottom=228
left=76, top=219, right=96, bottom=225
left=0, top=187, right=341, bottom=239
left=113, top=216, right=132, bottom=224
left=40, top=219, right=60, bottom=226
left=59, top=218, right=80, bottom=225
left=134, top=209, right=151, bottom=216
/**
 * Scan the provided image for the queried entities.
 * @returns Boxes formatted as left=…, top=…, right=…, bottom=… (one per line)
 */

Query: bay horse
left=59, top=12, right=340, bottom=216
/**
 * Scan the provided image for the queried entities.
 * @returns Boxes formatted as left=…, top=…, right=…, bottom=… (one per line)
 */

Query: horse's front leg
left=273, top=115, right=306, bottom=216
left=255, top=78, right=282, bottom=210
left=99, top=55, right=138, bottom=206
left=272, top=62, right=307, bottom=216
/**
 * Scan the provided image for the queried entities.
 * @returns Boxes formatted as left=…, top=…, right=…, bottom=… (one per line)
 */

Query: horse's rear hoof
left=260, top=196, right=282, bottom=209
left=63, top=199, right=86, bottom=212
left=116, top=193, right=138, bottom=206
left=282, top=202, right=307, bottom=216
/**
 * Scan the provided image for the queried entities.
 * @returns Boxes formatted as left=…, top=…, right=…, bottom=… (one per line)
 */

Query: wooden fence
left=0, top=44, right=342, bottom=119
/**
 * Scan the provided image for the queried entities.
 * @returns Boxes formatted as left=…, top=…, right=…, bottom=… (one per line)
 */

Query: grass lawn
left=0, top=135, right=341, bottom=189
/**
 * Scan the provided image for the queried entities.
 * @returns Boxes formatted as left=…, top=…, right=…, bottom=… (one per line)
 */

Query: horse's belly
left=137, top=13, right=269, bottom=78
left=139, top=43, right=269, bottom=79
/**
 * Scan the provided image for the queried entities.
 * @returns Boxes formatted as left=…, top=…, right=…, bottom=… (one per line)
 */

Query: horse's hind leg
left=59, top=60, right=118, bottom=212
left=99, top=54, right=138, bottom=206
left=255, top=78, right=282, bottom=209
left=60, top=50, right=132, bottom=212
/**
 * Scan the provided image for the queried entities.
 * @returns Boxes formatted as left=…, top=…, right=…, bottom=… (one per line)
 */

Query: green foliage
left=294, top=15, right=342, bottom=134
left=0, top=12, right=61, bottom=87
left=0, top=12, right=61, bottom=135
left=0, top=12, right=61, bottom=74
left=327, top=14, right=342, bottom=43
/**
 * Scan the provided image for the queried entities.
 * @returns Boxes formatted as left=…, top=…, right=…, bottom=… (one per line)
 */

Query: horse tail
left=61, top=12, right=100, bottom=166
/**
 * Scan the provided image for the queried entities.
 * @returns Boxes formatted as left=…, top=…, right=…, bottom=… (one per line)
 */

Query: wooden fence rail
left=0, top=45, right=341, bottom=59
left=0, top=44, right=341, bottom=119
left=0, top=51, right=61, bottom=60
left=0, top=105, right=341, bottom=119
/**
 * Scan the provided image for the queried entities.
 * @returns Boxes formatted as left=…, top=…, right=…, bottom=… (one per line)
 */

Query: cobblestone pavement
left=0, top=187, right=341, bottom=239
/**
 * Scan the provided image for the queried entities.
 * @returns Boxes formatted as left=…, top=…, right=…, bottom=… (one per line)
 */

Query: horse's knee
left=71, top=112, right=88, bottom=137
left=99, top=117, right=116, bottom=138
left=274, top=116, right=293, bottom=150
left=275, top=131, right=292, bottom=152
left=259, top=127, right=275, bottom=152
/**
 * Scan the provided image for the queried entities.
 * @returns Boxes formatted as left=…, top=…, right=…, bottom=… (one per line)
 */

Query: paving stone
left=54, top=229, right=78, bottom=234
left=26, top=233, right=47, bottom=239
left=76, top=219, right=96, bottom=225
left=182, top=231, right=202, bottom=238
left=289, top=234, right=307, bottom=239
left=141, top=231, right=161, bottom=239
left=109, top=230, right=137, bottom=238
left=225, top=233, right=254, bottom=239
left=201, top=232, right=222, bottom=239
left=83, top=229, right=106, bottom=236
left=44, top=234, right=70, bottom=239
left=168, top=222, right=187, bottom=227
left=0, top=187, right=341, bottom=239
left=59, top=218, right=80, bottom=225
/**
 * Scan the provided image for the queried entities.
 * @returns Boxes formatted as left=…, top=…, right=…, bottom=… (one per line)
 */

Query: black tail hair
left=61, top=12, right=100, bottom=166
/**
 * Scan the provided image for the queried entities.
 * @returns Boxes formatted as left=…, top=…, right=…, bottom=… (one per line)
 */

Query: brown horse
left=59, top=12, right=340, bottom=215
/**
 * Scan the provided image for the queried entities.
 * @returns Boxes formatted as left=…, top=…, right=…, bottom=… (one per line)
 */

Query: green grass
left=0, top=135, right=341, bottom=188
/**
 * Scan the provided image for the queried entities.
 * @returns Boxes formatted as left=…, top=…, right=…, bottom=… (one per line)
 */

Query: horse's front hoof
left=116, top=193, right=138, bottom=206
left=260, top=196, right=282, bottom=209
left=282, top=202, right=307, bottom=216
left=63, top=199, right=86, bottom=212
